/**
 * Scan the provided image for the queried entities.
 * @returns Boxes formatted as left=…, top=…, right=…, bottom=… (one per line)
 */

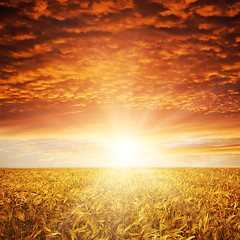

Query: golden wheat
left=0, top=168, right=240, bottom=239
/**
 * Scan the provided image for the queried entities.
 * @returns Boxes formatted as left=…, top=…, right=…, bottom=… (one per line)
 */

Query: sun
left=113, top=138, right=138, bottom=159
left=110, top=137, right=143, bottom=167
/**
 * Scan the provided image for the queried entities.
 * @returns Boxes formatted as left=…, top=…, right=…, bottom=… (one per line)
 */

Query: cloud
left=133, top=0, right=168, bottom=17
left=0, top=0, right=239, bottom=117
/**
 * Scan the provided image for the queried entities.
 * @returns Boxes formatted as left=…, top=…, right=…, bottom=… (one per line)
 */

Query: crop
left=0, top=168, right=240, bottom=239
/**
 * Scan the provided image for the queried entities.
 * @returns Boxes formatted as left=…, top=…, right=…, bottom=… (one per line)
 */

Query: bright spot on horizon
left=110, top=137, right=144, bottom=167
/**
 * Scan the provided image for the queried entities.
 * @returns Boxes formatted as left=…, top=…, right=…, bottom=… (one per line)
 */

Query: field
left=1, top=168, right=240, bottom=239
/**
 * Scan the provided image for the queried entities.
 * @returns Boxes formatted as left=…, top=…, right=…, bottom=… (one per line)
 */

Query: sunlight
left=113, top=138, right=138, bottom=159
left=110, top=137, right=143, bottom=167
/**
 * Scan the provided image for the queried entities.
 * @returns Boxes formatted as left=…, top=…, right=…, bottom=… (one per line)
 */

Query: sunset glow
left=110, top=137, right=143, bottom=166
left=0, top=0, right=239, bottom=167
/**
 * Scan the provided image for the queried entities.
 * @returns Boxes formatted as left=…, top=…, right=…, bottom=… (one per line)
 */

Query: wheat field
left=0, top=168, right=240, bottom=239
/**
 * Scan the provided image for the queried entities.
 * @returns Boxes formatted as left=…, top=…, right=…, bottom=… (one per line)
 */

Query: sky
left=0, top=0, right=240, bottom=167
